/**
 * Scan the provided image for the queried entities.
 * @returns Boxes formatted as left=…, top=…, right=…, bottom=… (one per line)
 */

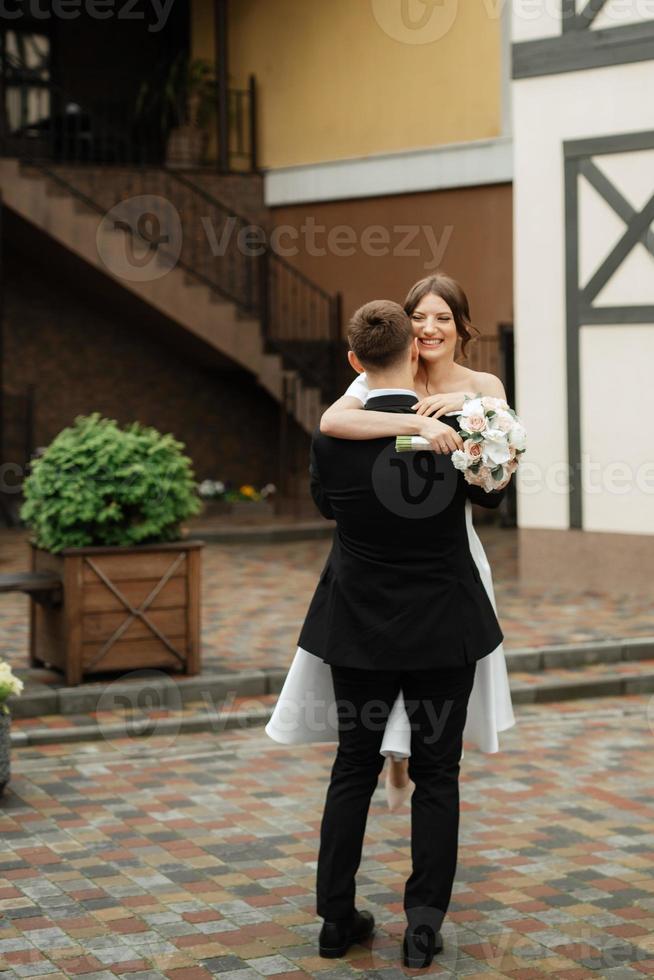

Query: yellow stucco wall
left=191, top=0, right=503, bottom=169
left=191, top=0, right=215, bottom=62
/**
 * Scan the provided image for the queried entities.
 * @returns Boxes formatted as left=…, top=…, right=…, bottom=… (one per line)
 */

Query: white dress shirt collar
left=365, top=387, right=418, bottom=400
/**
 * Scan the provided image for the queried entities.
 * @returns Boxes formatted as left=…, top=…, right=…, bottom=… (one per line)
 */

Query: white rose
left=481, top=395, right=508, bottom=412
left=508, top=424, right=527, bottom=451
left=461, top=397, right=484, bottom=418
left=481, top=428, right=512, bottom=466
left=451, top=449, right=470, bottom=472
left=493, top=411, right=514, bottom=433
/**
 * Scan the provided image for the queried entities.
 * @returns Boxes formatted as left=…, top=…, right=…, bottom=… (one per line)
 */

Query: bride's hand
left=410, top=391, right=472, bottom=418
left=418, top=416, right=464, bottom=454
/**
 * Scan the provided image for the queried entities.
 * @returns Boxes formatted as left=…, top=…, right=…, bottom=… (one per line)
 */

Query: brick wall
left=181, top=172, right=268, bottom=228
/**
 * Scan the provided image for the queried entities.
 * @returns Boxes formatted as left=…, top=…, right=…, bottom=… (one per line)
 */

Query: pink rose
left=464, top=414, right=487, bottom=433
left=464, top=439, right=483, bottom=460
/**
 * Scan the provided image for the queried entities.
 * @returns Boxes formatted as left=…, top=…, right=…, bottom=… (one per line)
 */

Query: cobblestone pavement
left=2, top=528, right=654, bottom=675
left=1, top=694, right=654, bottom=979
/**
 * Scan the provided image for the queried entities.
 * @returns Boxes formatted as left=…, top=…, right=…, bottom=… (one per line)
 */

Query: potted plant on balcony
left=0, top=661, right=23, bottom=796
left=20, top=413, right=204, bottom=686
left=135, top=53, right=218, bottom=168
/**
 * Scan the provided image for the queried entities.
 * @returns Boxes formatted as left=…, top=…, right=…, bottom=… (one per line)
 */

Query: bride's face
left=410, top=292, right=458, bottom=363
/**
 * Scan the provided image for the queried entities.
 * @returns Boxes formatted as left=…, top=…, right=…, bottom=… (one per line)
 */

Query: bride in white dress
left=265, top=274, right=516, bottom=807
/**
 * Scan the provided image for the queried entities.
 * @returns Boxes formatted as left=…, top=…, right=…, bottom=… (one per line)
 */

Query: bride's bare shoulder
left=461, top=367, right=507, bottom=399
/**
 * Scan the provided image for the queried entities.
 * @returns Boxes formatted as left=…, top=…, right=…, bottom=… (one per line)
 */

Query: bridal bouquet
left=395, top=394, right=526, bottom=491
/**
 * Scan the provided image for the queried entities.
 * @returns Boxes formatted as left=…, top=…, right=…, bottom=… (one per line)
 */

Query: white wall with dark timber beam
left=513, top=0, right=654, bottom=77
left=512, top=0, right=654, bottom=535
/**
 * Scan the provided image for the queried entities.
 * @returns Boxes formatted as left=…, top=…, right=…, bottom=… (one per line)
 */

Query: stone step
left=10, top=693, right=278, bottom=747
left=504, top=637, right=654, bottom=672
left=7, top=654, right=654, bottom=745
left=509, top=657, right=654, bottom=703
left=9, top=640, right=654, bottom=722
left=9, top=667, right=280, bottom=720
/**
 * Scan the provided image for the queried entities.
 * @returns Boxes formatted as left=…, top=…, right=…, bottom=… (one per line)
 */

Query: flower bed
left=198, top=480, right=277, bottom=517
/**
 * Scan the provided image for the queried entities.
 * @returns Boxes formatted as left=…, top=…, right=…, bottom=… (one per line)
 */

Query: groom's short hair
left=347, top=300, right=413, bottom=369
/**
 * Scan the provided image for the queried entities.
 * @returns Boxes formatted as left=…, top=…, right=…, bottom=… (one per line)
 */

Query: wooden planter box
left=30, top=540, right=204, bottom=686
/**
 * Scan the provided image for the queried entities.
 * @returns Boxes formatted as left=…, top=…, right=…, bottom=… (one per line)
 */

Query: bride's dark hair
left=403, top=272, right=480, bottom=359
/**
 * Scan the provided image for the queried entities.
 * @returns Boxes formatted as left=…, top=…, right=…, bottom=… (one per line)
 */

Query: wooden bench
left=0, top=572, right=63, bottom=608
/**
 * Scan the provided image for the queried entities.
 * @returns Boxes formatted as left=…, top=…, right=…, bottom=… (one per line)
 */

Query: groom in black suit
left=299, top=300, right=509, bottom=968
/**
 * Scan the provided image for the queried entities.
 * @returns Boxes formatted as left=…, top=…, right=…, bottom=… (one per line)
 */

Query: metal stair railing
left=23, top=161, right=343, bottom=405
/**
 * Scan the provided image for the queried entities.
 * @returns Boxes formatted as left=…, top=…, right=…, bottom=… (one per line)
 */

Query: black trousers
left=316, top=660, right=477, bottom=931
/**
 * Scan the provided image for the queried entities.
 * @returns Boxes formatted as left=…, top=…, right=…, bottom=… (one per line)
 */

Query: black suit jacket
left=298, top=393, right=509, bottom=670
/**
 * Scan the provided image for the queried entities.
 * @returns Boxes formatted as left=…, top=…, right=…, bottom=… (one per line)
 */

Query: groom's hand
left=417, top=417, right=464, bottom=454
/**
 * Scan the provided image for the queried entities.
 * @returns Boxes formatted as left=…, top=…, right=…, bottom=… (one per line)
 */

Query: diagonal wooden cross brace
left=579, top=159, right=654, bottom=261
left=84, top=552, right=187, bottom=670
left=562, top=0, right=609, bottom=32
left=580, top=182, right=654, bottom=305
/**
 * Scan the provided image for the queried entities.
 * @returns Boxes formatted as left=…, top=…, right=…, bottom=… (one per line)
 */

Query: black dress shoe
left=318, top=909, right=375, bottom=958
left=402, top=923, right=444, bottom=968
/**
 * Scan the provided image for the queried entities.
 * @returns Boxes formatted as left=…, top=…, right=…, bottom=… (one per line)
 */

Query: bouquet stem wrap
left=396, top=436, right=431, bottom=451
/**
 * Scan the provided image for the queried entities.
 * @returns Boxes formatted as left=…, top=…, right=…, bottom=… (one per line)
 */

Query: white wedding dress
left=265, top=375, right=516, bottom=760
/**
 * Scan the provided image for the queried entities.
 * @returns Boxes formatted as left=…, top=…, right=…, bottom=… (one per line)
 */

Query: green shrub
left=20, top=412, right=202, bottom=553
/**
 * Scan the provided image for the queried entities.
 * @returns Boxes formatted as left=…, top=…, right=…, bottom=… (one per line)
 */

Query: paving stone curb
left=504, top=636, right=654, bottom=671
left=9, top=669, right=285, bottom=719
left=7, top=664, right=654, bottom=748
left=9, top=637, right=654, bottom=721
left=510, top=669, right=654, bottom=703
left=11, top=666, right=654, bottom=746
left=10, top=705, right=274, bottom=746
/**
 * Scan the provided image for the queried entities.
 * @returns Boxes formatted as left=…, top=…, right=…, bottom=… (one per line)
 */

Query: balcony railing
left=0, top=53, right=258, bottom=172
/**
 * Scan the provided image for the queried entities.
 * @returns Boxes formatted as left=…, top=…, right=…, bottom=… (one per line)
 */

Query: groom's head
left=347, top=300, right=418, bottom=384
